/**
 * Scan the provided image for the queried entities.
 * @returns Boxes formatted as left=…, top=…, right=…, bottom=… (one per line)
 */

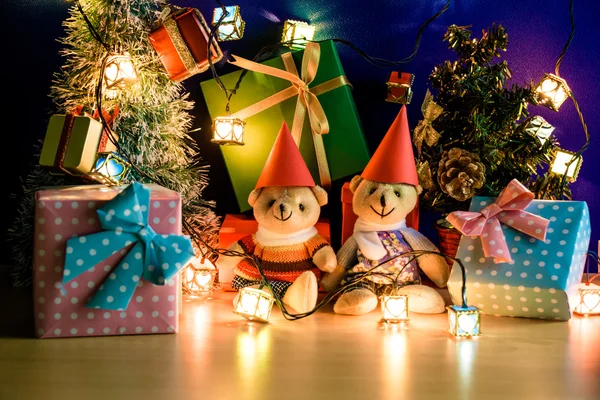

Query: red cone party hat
left=255, top=122, right=316, bottom=189
left=361, top=106, right=419, bottom=185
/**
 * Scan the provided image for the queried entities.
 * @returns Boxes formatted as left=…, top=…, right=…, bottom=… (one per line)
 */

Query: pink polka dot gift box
left=33, top=182, right=194, bottom=338
left=446, top=179, right=591, bottom=321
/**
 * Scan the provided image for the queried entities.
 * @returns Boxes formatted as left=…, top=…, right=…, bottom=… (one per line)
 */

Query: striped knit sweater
left=234, top=234, right=330, bottom=283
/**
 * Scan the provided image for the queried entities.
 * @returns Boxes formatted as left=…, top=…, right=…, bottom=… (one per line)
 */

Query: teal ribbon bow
left=62, top=182, right=194, bottom=311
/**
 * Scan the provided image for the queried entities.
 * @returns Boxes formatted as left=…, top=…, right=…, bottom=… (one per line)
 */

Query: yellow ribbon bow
left=413, top=89, right=444, bottom=154
left=229, top=42, right=351, bottom=189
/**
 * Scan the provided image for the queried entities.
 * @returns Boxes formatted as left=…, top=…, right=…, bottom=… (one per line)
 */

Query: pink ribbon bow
left=446, top=179, right=550, bottom=264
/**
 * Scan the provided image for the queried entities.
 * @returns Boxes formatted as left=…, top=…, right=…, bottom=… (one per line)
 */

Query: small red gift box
left=150, top=7, right=223, bottom=82
left=385, top=71, right=414, bottom=104
left=341, top=182, right=420, bottom=245
left=218, top=214, right=331, bottom=291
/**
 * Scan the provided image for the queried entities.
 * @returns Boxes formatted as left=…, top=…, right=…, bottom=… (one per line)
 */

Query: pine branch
left=10, top=0, right=220, bottom=287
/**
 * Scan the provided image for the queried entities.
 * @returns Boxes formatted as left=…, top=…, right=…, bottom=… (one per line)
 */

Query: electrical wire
left=74, top=0, right=110, bottom=52
left=206, top=0, right=451, bottom=112
left=555, top=0, right=575, bottom=77
left=75, top=0, right=470, bottom=321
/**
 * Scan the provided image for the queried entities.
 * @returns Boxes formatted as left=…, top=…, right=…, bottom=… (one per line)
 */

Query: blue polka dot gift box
left=446, top=179, right=591, bottom=321
left=32, top=182, right=194, bottom=338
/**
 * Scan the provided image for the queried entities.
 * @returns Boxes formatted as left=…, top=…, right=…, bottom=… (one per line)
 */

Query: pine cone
left=437, top=148, right=486, bottom=201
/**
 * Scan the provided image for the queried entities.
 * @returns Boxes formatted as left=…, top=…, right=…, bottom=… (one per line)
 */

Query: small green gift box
left=39, top=108, right=118, bottom=176
left=200, top=40, right=370, bottom=212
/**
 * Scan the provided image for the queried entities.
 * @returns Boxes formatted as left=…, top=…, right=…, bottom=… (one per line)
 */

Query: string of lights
left=549, top=0, right=590, bottom=200
left=205, top=0, right=452, bottom=113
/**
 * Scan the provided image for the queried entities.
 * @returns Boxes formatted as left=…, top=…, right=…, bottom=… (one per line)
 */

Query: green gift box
left=200, top=40, right=370, bottom=212
left=40, top=109, right=117, bottom=176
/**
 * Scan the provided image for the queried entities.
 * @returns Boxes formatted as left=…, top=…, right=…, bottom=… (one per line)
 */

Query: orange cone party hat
left=255, top=122, right=316, bottom=189
left=361, top=106, right=419, bottom=185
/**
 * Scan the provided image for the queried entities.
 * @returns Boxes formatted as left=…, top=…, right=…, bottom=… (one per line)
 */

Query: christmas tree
left=9, top=0, right=219, bottom=287
left=415, top=24, right=565, bottom=216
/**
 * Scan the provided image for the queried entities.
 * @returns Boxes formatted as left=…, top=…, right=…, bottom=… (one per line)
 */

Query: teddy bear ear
left=349, top=175, right=363, bottom=193
left=311, top=186, right=328, bottom=206
left=415, top=184, right=423, bottom=195
left=248, top=188, right=263, bottom=207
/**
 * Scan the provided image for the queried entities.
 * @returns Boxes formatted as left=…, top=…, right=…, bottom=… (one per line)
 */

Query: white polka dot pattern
left=32, top=187, right=183, bottom=338
left=447, top=197, right=591, bottom=321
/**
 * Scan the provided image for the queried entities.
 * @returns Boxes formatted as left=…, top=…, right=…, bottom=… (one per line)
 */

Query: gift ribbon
left=61, top=182, right=195, bottom=310
left=163, top=12, right=200, bottom=79
left=93, top=104, right=119, bottom=152
left=229, top=42, right=352, bottom=190
left=413, top=89, right=443, bottom=154
left=446, top=179, right=550, bottom=263
left=54, top=106, right=83, bottom=172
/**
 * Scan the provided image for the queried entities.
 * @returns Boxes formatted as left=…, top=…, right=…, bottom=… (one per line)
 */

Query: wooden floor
left=2, top=274, right=600, bottom=400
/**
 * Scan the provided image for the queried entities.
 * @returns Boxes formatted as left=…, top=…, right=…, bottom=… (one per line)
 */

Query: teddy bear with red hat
left=217, top=122, right=337, bottom=313
left=320, top=106, right=450, bottom=315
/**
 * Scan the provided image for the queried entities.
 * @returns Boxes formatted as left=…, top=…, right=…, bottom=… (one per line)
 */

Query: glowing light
left=212, top=6, right=245, bottom=41
left=447, top=305, right=481, bottom=338
left=380, top=294, right=409, bottom=323
left=234, top=287, right=275, bottom=322
left=104, top=53, right=138, bottom=91
left=182, top=257, right=218, bottom=298
left=573, top=283, right=600, bottom=316
left=282, top=20, right=315, bottom=49
left=89, top=152, right=131, bottom=186
left=212, top=116, right=245, bottom=145
left=550, top=149, right=582, bottom=182
left=535, top=73, right=570, bottom=111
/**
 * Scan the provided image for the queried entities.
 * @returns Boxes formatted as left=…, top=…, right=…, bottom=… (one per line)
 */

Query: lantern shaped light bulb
left=104, top=53, right=138, bottom=91
left=212, top=116, right=245, bottom=145
left=550, top=149, right=582, bottom=182
left=447, top=305, right=481, bottom=338
left=212, top=5, right=245, bottom=41
left=574, top=283, right=600, bottom=316
left=380, top=294, right=409, bottom=323
left=385, top=72, right=415, bottom=104
left=525, top=116, right=555, bottom=146
left=535, top=73, right=571, bottom=111
left=89, top=152, right=131, bottom=186
left=182, top=257, right=218, bottom=298
left=282, top=20, right=315, bottom=49
left=234, top=287, right=275, bottom=323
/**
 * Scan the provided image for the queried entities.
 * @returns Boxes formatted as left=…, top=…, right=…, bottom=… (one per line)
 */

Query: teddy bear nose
left=279, top=203, right=286, bottom=215
left=380, top=194, right=386, bottom=208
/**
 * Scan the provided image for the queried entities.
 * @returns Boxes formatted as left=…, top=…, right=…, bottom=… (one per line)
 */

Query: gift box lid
left=36, top=183, right=180, bottom=202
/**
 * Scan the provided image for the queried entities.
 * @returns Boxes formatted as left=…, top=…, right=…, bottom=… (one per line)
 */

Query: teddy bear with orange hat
left=320, top=106, right=450, bottom=316
left=218, top=122, right=337, bottom=313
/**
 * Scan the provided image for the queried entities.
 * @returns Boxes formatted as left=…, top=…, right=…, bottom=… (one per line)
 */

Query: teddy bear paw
left=396, top=284, right=446, bottom=314
left=333, top=289, right=378, bottom=315
left=283, top=271, right=318, bottom=313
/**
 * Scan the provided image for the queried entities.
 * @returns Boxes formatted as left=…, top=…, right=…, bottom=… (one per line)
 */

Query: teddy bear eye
left=395, top=191, right=401, bottom=198
left=369, top=188, right=376, bottom=195
left=299, top=204, right=305, bottom=211
left=268, top=200, right=276, bottom=207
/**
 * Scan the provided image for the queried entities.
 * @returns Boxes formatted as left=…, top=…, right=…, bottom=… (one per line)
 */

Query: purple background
left=2, top=0, right=598, bottom=271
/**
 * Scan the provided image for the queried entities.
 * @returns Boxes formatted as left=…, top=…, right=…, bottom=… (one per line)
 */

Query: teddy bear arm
left=312, top=245, right=337, bottom=273
left=215, top=241, right=245, bottom=272
left=337, top=237, right=359, bottom=270
left=319, top=238, right=358, bottom=292
left=401, top=228, right=450, bottom=288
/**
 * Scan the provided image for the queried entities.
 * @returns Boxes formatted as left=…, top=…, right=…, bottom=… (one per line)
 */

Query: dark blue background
left=2, top=0, right=599, bottom=271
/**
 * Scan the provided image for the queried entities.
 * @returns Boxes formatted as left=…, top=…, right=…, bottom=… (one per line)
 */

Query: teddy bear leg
left=333, top=288, right=378, bottom=316
left=282, top=271, right=319, bottom=313
left=396, top=284, right=445, bottom=314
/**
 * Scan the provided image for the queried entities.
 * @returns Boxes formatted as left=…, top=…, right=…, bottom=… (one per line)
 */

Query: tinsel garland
left=9, top=0, right=220, bottom=287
